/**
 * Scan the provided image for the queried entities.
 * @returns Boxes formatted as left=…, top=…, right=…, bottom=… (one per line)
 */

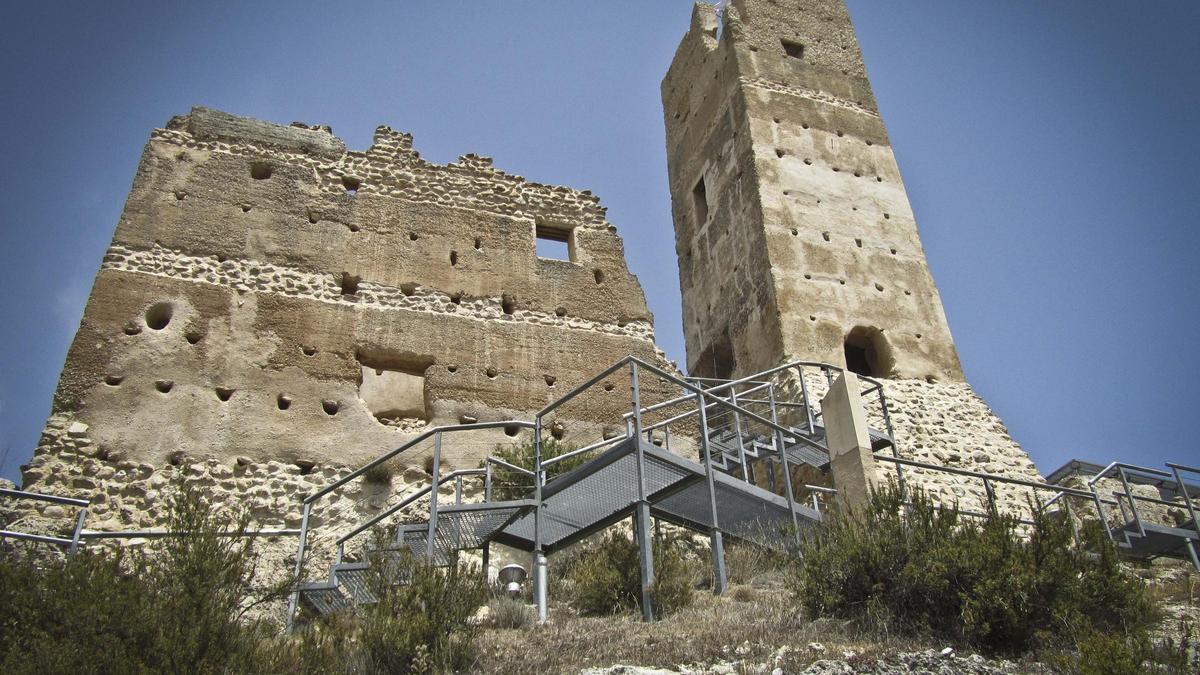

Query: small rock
left=67, top=422, right=90, bottom=438
left=940, top=646, right=955, bottom=657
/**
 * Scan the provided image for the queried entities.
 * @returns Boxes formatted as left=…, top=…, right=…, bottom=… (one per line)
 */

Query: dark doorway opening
left=843, top=326, right=893, bottom=378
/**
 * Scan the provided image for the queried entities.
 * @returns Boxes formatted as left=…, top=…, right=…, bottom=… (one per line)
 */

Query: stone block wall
left=662, top=0, right=962, bottom=382
left=23, top=107, right=678, bottom=525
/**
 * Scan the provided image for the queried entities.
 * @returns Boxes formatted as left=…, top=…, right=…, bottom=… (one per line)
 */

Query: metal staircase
left=1046, top=460, right=1200, bottom=567
left=287, top=357, right=898, bottom=627
left=3, top=354, right=1194, bottom=631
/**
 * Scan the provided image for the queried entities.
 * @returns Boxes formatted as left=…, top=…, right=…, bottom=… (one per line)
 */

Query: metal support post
left=455, top=475, right=463, bottom=505
left=534, top=549, right=548, bottom=620
left=634, top=500, right=655, bottom=620
left=426, top=433, right=441, bottom=563
left=1187, top=540, right=1200, bottom=572
left=285, top=501, right=312, bottom=633
left=631, top=362, right=656, bottom=620
left=768, top=385, right=802, bottom=543
left=533, top=417, right=548, bottom=622
left=696, top=391, right=727, bottom=595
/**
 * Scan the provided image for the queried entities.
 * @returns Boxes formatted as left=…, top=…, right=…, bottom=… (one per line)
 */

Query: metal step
left=494, top=438, right=822, bottom=554
left=1119, top=521, right=1199, bottom=562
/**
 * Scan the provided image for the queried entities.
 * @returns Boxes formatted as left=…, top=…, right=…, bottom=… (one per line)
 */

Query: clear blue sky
left=1, top=1, right=1197, bottom=483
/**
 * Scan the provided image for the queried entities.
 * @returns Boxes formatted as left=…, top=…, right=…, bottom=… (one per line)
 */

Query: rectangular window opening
left=781, top=39, right=805, bottom=60
left=535, top=222, right=575, bottom=261
left=692, top=176, right=709, bottom=225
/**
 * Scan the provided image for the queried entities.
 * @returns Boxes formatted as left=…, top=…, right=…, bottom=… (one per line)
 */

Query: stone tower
left=662, top=0, right=962, bottom=383
left=663, top=1, right=1044, bottom=500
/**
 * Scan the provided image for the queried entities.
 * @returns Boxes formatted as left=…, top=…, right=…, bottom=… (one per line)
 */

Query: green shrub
left=790, top=482, right=1157, bottom=656
left=353, top=548, right=488, bottom=674
left=566, top=530, right=694, bottom=618
left=0, top=482, right=289, bottom=674
left=488, top=595, right=532, bottom=629
left=724, top=539, right=790, bottom=586
left=486, top=438, right=582, bottom=501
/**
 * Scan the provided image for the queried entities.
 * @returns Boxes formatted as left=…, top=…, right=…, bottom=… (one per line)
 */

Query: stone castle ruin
left=8, top=0, right=1196, bottom=608
left=661, top=0, right=1040, bottom=502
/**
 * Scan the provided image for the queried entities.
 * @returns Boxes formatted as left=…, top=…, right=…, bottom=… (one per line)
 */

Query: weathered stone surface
left=661, top=0, right=1042, bottom=501
left=29, top=107, right=678, bottom=491
left=662, top=0, right=961, bottom=382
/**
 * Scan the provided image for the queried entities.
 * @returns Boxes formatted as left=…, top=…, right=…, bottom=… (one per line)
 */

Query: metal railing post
left=1169, top=465, right=1199, bottom=536
left=285, top=501, right=312, bottom=633
left=798, top=365, right=815, bottom=433
left=768, top=385, right=802, bottom=544
left=426, top=432, right=441, bottom=563
left=1116, top=466, right=1145, bottom=537
left=68, top=508, right=88, bottom=556
left=484, top=462, right=493, bottom=503
left=875, top=386, right=906, bottom=499
left=728, top=386, right=750, bottom=482
left=454, top=475, right=463, bottom=505
left=1089, top=483, right=1115, bottom=544
left=631, top=362, right=656, bottom=620
left=696, top=390, right=727, bottom=595
left=982, top=478, right=998, bottom=518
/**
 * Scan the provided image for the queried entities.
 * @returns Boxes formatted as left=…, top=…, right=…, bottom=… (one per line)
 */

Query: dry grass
left=473, top=591, right=927, bottom=675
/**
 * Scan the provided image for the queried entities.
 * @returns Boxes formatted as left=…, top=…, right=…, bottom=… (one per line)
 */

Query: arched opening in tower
left=843, top=326, right=894, bottom=378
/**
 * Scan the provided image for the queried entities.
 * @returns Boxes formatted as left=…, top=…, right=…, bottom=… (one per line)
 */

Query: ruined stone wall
left=663, top=0, right=961, bottom=382
left=27, top=107, right=677, bottom=497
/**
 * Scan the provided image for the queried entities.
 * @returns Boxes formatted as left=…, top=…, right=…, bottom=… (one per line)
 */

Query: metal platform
left=493, top=438, right=820, bottom=554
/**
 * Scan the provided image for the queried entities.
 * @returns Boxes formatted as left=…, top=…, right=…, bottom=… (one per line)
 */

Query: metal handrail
left=485, top=456, right=536, bottom=476
left=537, top=357, right=633, bottom=418
left=303, top=420, right=535, bottom=505
left=1086, top=461, right=1174, bottom=485
left=0, top=487, right=89, bottom=507
left=79, top=529, right=300, bottom=539
left=875, top=454, right=1108, bottom=502
left=287, top=419, right=537, bottom=631
left=541, top=435, right=625, bottom=468
left=1, top=487, right=90, bottom=554
left=334, top=469, right=491, bottom=554
left=624, top=381, right=773, bottom=423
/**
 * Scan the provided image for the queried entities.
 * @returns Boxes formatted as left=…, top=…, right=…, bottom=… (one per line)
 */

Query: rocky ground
left=476, top=557, right=1196, bottom=675
left=582, top=649, right=1048, bottom=674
